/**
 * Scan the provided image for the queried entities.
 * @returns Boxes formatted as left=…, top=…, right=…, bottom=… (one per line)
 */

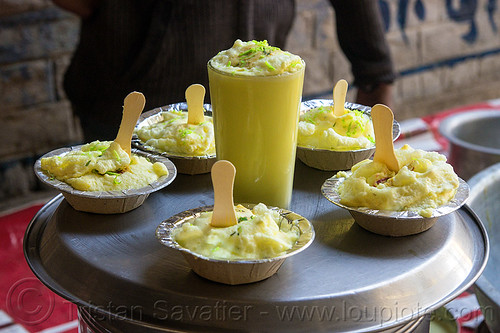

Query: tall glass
left=208, top=62, right=305, bottom=208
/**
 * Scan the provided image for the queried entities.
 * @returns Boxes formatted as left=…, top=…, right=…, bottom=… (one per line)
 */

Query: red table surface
left=1, top=203, right=78, bottom=333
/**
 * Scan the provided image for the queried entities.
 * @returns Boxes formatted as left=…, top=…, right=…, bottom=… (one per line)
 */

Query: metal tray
left=468, top=162, right=500, bottom=332
left=24, top=161, right=488, bottom=332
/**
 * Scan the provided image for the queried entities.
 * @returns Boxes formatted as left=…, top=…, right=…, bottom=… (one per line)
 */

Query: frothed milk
left=208, top=40, right=305, bottom=208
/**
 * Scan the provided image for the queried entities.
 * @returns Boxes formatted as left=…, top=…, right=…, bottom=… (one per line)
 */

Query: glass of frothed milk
left=208, top=40, right=305, bottom=208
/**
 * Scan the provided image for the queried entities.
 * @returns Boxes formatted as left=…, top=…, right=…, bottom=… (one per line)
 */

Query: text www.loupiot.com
left=152, top=301, right=420, bottom=323
left=87, top=300, right=434, bottom=325
left=6, top=278, right=490, bottom=327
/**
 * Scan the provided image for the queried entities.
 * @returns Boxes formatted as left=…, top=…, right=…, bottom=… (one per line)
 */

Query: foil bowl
left=34, top=146, right=177, bottom=214
left=321, top=173, right=470, bottom=237
left=156, top=204, right=315, bottom=285
left=132, top=102, right=216, bottom=175
left=297, top=100, right=400, bottom=171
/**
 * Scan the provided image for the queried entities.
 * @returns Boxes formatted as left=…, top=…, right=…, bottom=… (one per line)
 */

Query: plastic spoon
left=333, top=79, right=348, bottom=117
left=114, top=91, right=146, bottom=156
left=186, top=84, right=206, bottom=125
left=210, top=160, right=238, bottom=228
left=371, top=104, right=400, bottom=172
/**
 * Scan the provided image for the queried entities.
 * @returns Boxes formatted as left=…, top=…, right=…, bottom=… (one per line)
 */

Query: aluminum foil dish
left=156, top=204, right=315, bottom=285
left=321, top=173, right=470, bottom=236
left=132, top=102, right=216, bottom=175
left=296, top=100, right=400, bottom=171
left=34, top=147, right=177, bottom=214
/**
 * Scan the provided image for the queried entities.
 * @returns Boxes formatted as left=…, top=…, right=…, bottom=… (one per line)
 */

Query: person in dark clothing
left=53, top=0, right=396, bottom=142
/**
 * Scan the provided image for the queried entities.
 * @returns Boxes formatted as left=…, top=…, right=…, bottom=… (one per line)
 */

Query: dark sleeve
left=328, top=0, right=396, bottom=89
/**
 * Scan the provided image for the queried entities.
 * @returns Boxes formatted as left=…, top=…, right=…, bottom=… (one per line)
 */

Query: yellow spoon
left=186, top=84, right=206, bottom=125
left=114, top=91, right=146, bottom=156
left=210, top=160, right=238, bottom=228
left=333, top=79, right=348, bottom=117
left=371, top=104, right=400, bottom=172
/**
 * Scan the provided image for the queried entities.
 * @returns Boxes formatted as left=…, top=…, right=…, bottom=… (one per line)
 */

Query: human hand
left=51, top=0, right=101, bottom=19
left=355, top=82, right=394, bottom=110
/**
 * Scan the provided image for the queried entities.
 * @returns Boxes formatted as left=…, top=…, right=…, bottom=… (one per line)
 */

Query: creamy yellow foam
left=135, top=110, right=215, bottom=156
left=172, top=203, right=300, bottom=260
left=41, top=140, right=169, bottom=191
left=298, top=106, right=375, bottom=150
left=336, top=144, right=459, bottom=217
left=209, top=39, right=304, bottom=76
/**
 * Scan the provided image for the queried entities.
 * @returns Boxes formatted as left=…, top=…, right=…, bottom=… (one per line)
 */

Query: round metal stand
left=25, top=161, right=488, bottom=332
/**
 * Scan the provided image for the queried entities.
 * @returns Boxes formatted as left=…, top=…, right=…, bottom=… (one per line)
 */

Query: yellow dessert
left=208, top=40, right=305, bottom=208
left=209, top=39, right=303, bottom=76
left=336, top=144, right=459, bottom=217
left=135, top=110, right=215, bottom=157
left=298, top=105, right=375, bottom=150
left=172, top=203, right=300, bottom=260
left=41, top=140, right=169, bottom=191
